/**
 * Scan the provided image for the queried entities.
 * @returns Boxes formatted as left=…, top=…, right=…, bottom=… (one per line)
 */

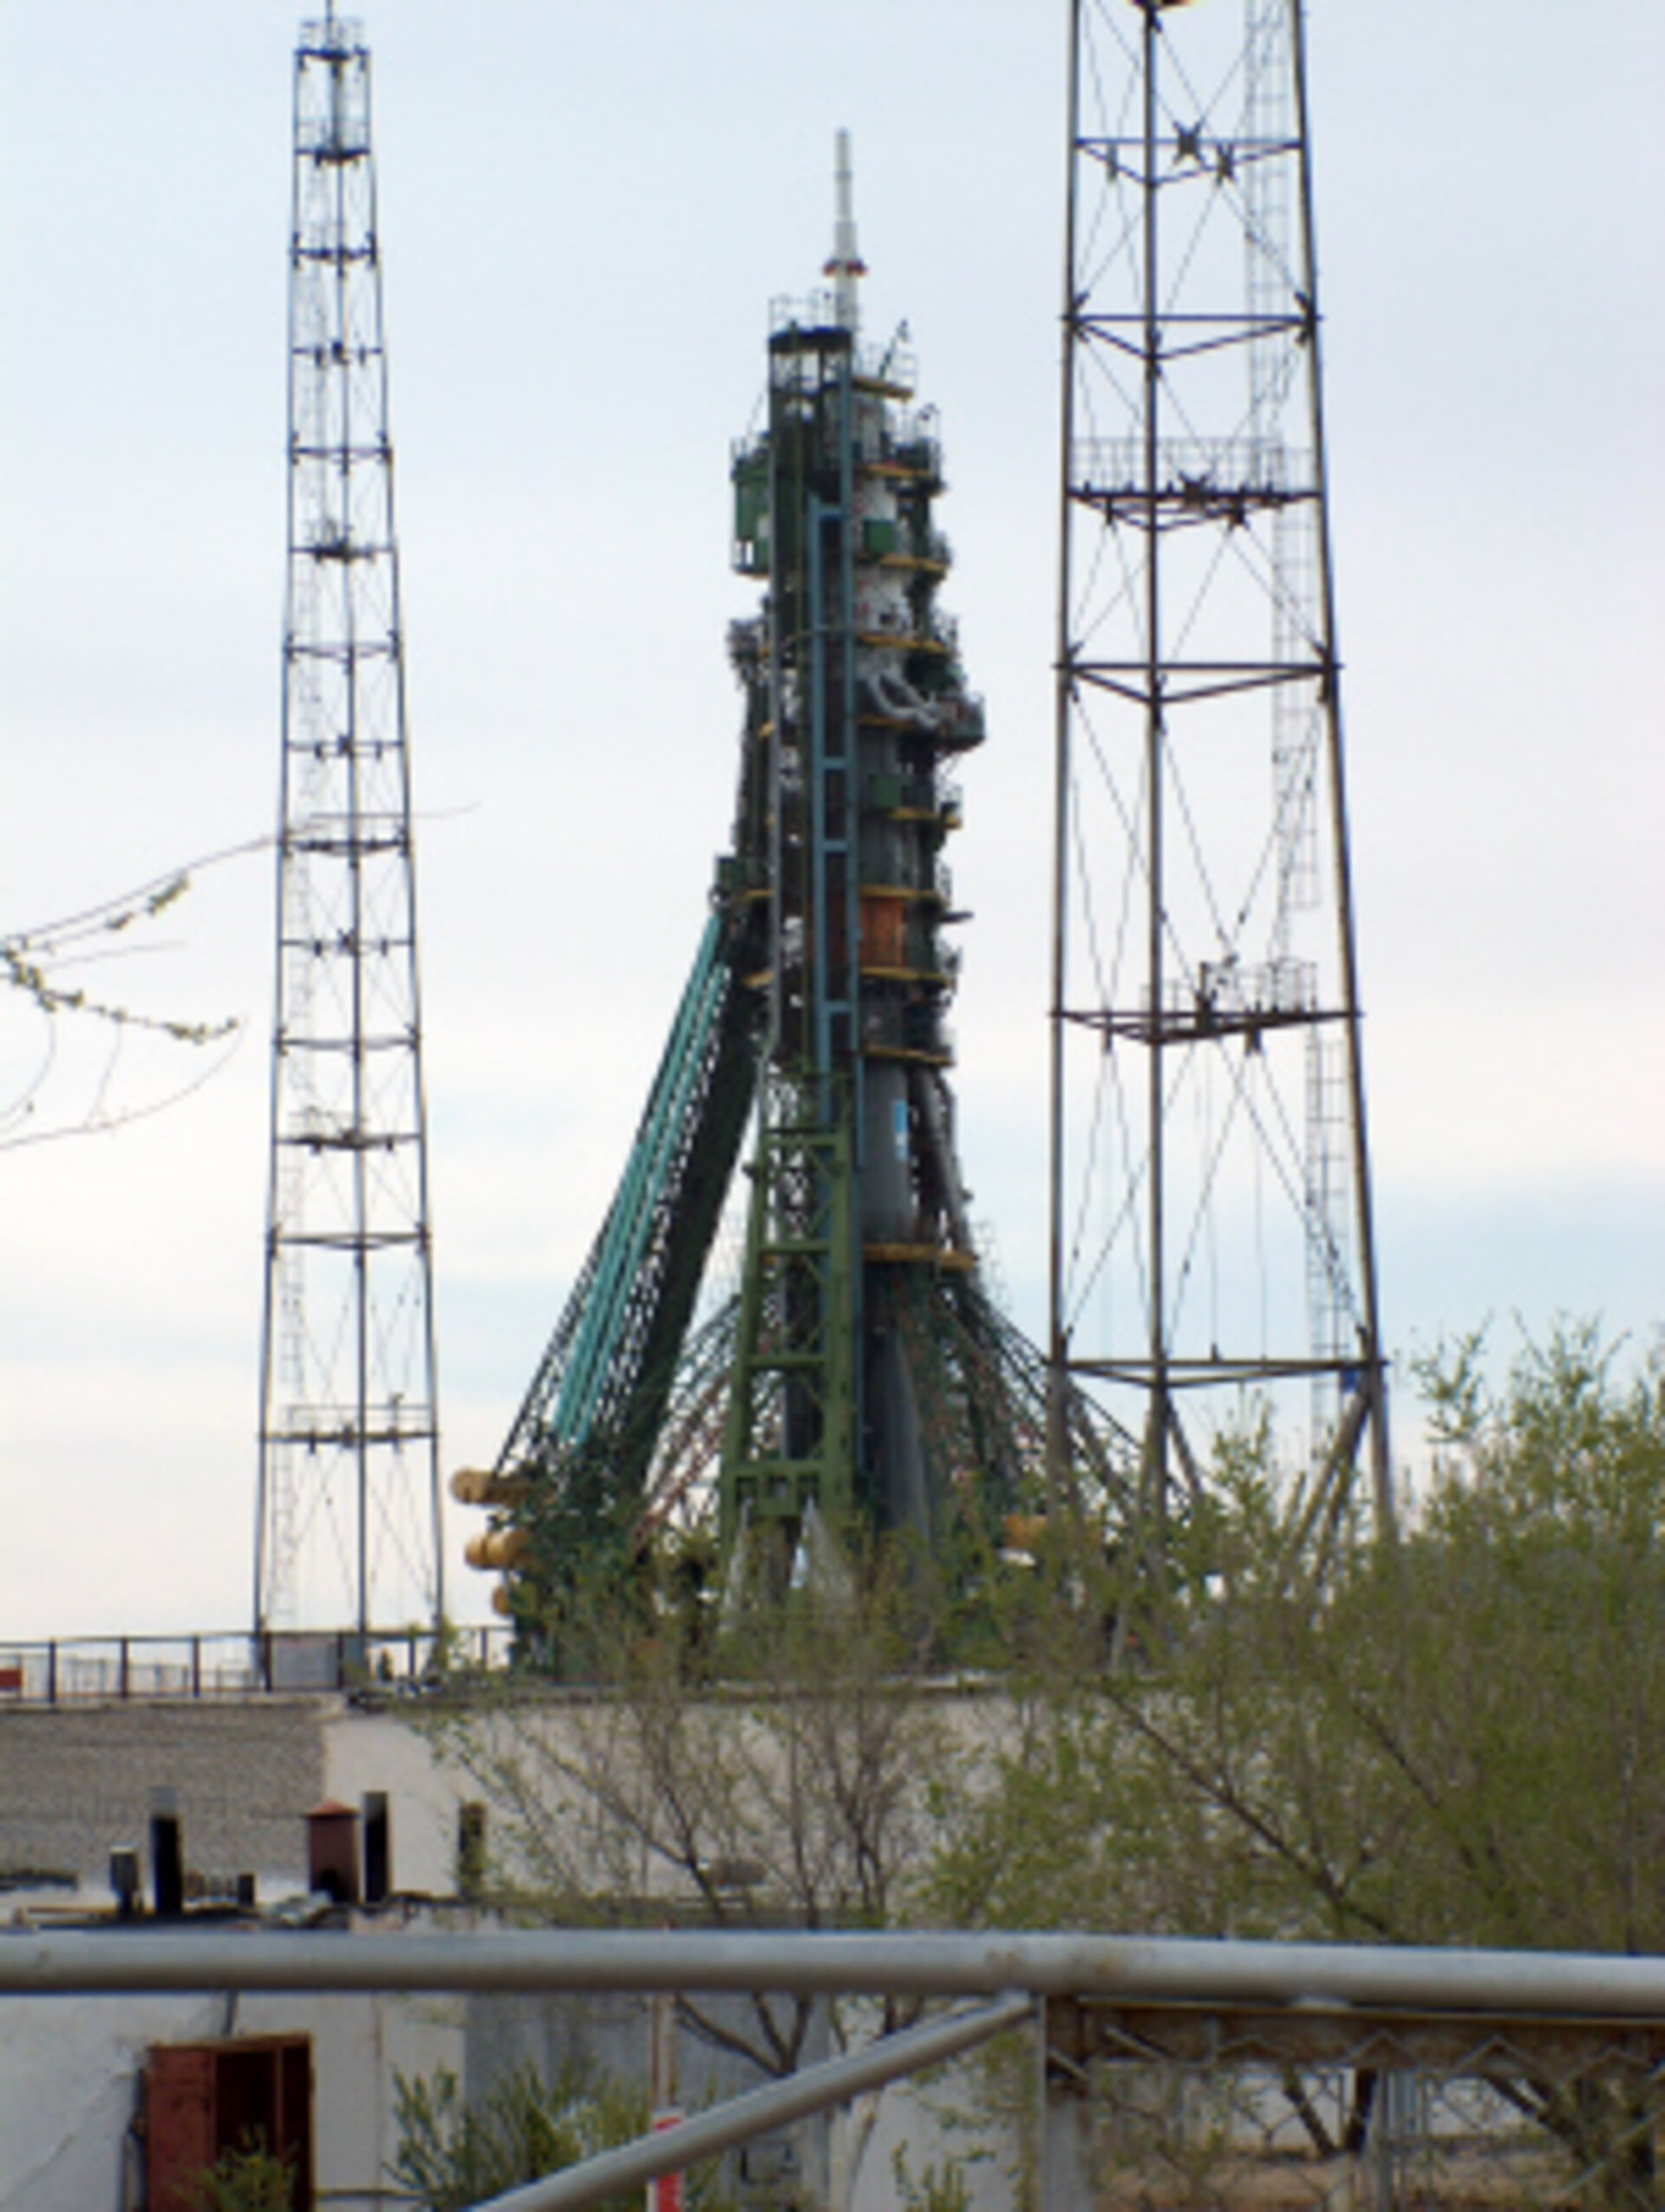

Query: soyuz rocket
left=720, top=134, right=994, bottom=1565
left=460, top=141, right=1107, bottom=1635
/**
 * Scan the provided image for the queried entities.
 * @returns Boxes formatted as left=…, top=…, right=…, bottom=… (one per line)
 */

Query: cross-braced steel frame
left=1047, top=0, right=1389, bottom=1541
left=14, top=1929, right=1665, bottom=2212
left=255, top=4, right=442, bottom=1637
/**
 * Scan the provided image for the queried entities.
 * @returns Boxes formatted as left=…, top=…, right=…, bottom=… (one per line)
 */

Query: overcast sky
left=3, top=1, right=1662, bottom=1641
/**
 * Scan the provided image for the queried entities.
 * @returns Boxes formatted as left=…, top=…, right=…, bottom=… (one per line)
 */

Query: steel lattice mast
left=1047, top=0, right=1389, bottom=1539
left=255, top=3, right=442, bottom=1637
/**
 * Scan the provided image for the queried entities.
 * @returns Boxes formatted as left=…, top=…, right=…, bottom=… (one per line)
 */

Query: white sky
left=3, top=1, right=1662, bottom=1640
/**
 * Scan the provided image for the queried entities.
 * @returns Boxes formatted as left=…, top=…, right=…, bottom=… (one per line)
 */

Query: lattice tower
left=1046, top=0, right=1390, bottom=1543
left=255, top=4, right=442, bottom=1636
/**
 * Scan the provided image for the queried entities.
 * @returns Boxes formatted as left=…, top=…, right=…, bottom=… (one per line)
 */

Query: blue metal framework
left=486, top=909, right=763, bottom=1544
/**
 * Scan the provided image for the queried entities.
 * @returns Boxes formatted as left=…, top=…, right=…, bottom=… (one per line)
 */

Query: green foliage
left=936, top=1321, right=1665, bottom=1954
left=186, top=2137, right=294, bottom=2212
left=421, top=1556, right=966, bottom=2098
left=891, top=2141, right=976, bottom=2212
left=1353, top=1321, right=1665, bottom=1950
left=925, top=1325, right=1665, bottom=2205
left=392, top=2059, right=729, bottom=2212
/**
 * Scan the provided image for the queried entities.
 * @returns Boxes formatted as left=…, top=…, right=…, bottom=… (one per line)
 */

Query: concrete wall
left=0, top=1699, right=326, bottom=1899
left=322, top=1700, right=467, bottom=1898
left=0, top=1694, right=476, bottom=1905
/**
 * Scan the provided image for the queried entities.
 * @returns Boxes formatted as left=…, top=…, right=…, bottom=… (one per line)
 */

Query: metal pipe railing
left=8, top=1928, right=1665, bottom=2020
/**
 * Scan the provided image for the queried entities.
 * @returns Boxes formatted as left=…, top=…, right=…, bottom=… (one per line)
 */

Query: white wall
left=0, top=1987, right=463, bottom=2212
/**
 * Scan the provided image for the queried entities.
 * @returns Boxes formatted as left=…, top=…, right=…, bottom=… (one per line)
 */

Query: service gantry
left=255, top=3, right=443, bottom=1639
left=460, top=143, right=1124, bottom=1635
left=718, top=134, right=992, bottom=1569
left=1047, top=0, right=1390, bottom=1553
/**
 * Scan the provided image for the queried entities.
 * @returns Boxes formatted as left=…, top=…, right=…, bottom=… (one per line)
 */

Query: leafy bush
left=392, top=2059, right=728, bottom=2212
left=892, top=2143, right=976, bottom=2212
left=187, top=2137, right=294, bottom=2212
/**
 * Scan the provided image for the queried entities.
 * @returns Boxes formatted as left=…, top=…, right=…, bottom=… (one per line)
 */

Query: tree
left=186, top=2137, right=294, bottom=2212
left=425, top=1560, right=976, bottom=2208
left=930, top=1321, right=1665, bottom=2204
left=2, top=845, right=251, bottom=1149
left=423, top=1326, right=1665, bottom=2203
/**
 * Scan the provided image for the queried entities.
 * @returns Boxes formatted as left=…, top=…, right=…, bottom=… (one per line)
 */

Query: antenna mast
left=255, top=8, right=443, bottom=1638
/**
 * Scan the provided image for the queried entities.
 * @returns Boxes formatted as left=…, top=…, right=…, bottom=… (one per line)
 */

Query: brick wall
left=0, top=1697, right=328, bottom=1895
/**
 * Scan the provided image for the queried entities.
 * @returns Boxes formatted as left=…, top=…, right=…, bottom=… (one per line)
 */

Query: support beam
left=10, top=1929, right=1665, bottom=2021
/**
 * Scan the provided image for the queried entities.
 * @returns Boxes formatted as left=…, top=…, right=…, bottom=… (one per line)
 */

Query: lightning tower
left=1048, top=0, right=1389, bottom=1544
left=256, top=5, right=443, bottom=1637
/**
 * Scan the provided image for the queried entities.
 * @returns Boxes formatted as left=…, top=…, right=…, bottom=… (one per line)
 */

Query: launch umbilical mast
left=459, top=140, right=1131, bottom=1642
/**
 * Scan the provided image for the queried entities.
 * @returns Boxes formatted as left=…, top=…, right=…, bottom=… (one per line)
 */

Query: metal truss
left=1047, top=0, right=1390, bottom=1538
left=720, top=1073, right=859, bottom=1566
left=255, top=6, right=441, bottom=1636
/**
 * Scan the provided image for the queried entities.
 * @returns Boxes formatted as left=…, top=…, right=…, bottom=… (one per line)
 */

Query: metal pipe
left=10, top=1930, right=1665, bottom=2020
left=1045, top=0, right=1084, bottom=1517
left=1140, top=0, right=1169, bottom=1520
left=1287, top=0, right=1393, bottom=1525
left=469, top=1995, right=1031, bottom=2212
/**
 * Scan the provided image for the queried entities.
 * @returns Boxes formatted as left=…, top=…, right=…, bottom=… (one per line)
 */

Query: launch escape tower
left=1047, top=0, right=1388, bottom=1545
left=255, top=5, right=443, bottom=1639
left=461, top=143, right=1125, bottom=1634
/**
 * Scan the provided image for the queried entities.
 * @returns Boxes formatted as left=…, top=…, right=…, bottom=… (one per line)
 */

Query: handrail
left=0, top=1626, right=513, bottom=1706
left=8, top=1928, right=1665, bottom=2019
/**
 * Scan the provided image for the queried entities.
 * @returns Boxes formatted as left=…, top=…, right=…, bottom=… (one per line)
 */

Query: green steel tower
left=717, top=136, right=994, bottom=1576
left=463, top=144, right=1128, bottom=1635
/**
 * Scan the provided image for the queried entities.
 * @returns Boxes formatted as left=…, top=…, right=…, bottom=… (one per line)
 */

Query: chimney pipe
left=149, top=1789, right=183, bottom=1920
left=110, top=1845, right=140, bottom=1921
left=457, top=1801, right=486, bottom=1903
left=362, top=1791, right=390, bottom=1906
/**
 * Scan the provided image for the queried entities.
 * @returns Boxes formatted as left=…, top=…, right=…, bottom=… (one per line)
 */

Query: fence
left=1053, top=1998, right=1665, bottom=2209
left=0, top=1624, right=513, bottom=1706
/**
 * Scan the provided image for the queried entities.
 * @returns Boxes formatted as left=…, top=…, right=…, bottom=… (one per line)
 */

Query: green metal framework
left=719, top=313, right=867, bottom=1565
left=719, top=1073, right=859, bottom=1556
left=467, top=158, right=1133, bottom=1634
